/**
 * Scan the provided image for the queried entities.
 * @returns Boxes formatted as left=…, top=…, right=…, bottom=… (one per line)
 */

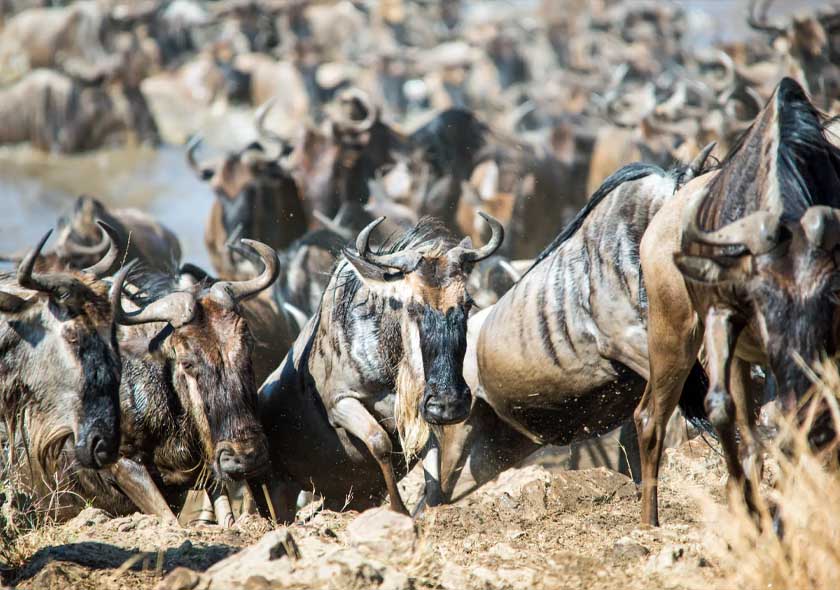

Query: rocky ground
left=2, top=439, right=736, bottom=590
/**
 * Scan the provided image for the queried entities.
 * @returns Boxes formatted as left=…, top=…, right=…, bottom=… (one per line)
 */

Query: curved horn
left=255, top=97, right=285, bottom=148
left=0, top=291, right=24, bottom=312
left=449, top=212, right=504, bottom=265
left=112, top=264, right=196, bottom=328
left=313, top=210, right=354, bottom=240
left=747, top=0, right=786, bottom=37
left=333, top=88, right=378, bottom=134
left=355, top=217, right=422, bottom=272
left=801, top=206, right=840, bottom=252
left=186, top=134, right=203, bottom=177
left=210, top=239, right=279, bottom=307
left=17, top=230, right=79, bottom=294
left=682, top=185, right=781, bottom=255
left=82, top=221, right=122, bottom=278
left=62, top=224, right=110, bottom=257
left=682, top=142, right=716, bottom=182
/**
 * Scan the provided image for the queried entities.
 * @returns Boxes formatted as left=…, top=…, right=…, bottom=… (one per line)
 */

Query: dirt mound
left=5, top=440, right=731, bottom=590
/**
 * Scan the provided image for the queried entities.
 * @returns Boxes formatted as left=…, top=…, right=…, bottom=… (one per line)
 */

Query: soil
left=2, top=438, right=734, bottom=590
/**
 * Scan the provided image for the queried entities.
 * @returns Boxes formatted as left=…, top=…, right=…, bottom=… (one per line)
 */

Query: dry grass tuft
left=707, top=360, right=840, bottom=590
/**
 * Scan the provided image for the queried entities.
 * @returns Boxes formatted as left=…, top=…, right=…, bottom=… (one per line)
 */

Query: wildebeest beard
left=417, top=303, right=471, bottom=425
left=760, top=284, right=837, bottom=412
left=74, top=326, right=121, bottom=468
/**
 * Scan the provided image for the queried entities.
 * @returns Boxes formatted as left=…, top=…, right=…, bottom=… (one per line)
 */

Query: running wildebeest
left=44, top=239, right=279, bottom=525
left=0, top=226, right=122, bottom=472
left=426, top=152, right=717, bottom=508
left=637, top=77, right=840, bottom=526
left=256, top=214, right=503, bottom=520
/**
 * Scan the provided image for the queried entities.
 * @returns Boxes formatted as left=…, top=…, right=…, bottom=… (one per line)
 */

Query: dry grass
left=707, top=360, right=840, bottom=590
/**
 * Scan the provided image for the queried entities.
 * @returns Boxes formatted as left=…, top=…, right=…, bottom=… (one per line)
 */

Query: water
left=0, top=0, right=833, bottom=270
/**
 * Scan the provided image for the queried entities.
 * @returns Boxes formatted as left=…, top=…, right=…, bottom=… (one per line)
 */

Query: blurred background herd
left=0, top=0, right=835, bottom=270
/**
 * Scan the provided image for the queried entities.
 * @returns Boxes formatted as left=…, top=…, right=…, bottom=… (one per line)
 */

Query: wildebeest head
left=675, top=78, right=840, bottom=410
left=343, top=214, right=503, bottom=427
left=112, top=240, right=277, bottom=481
left=0, top=225, right=123, bottom=470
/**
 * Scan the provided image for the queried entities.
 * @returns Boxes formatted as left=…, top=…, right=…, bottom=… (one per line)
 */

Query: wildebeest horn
left=313, top=210, right=354, bottom=240
left=682, top=142, right=716, bottom=182
left=800, top=206, right=840, bottom=252
left=0, top=291, right=24, bottom=312
left=63, top=222, right=111, bottom=256
left=17, top=230, right=80, bottom=294
left=682, top=185, right=781, bottom=255
left=333, top=88, right=378, bottom=134
left=186, top=135, right=203, bottom=176
left=210, top=239, right=279, bottom=307
left=449, top=213, right=505, bottom=264
left=255, top=97, right=285, bottom=148
left=112, top=263, right=197, bottom=328
left=81, top=222, right=122, bottom=278
left=747, top=0, right=786, bottom=37
left=355, top=217, right=422, bottom=272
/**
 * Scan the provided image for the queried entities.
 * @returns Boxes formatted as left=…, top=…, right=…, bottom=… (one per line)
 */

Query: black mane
left=521, top=162, right=666, bottom=278
left=407, top=109, right=489, bottom=178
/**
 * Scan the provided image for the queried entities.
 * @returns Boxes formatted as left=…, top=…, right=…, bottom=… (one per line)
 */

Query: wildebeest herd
left=1, top=0, right=840, bottom=542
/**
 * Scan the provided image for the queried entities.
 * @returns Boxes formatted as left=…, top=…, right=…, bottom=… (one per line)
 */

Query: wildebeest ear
left=674, top=254, right=748, bottom=284
left=343, top=248, right=403, bottom=283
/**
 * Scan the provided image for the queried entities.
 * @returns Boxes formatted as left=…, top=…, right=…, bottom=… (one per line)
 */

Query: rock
left=346, top=507, right=416, bottom=560
left=65, top=507, right=111, bottom=530
left=644, top=544, right=685, bottom=573
left=155, top=567, right=203, bottom=590
left=612, top=536, right=650, bottom=560
left=489, top=542, right=518, bottom=561
left=497, top=567, right=537, bottom=588
left=440, top=561, right=470, bottom=590
left=477, top=465, right=551, bottom=519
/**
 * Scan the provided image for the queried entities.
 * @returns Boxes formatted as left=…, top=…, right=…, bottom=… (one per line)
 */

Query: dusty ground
left=1, top=438, right=734, bottom=590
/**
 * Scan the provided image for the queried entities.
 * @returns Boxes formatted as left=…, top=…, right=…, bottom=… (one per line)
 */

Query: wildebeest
left=1, top=196, right=182, bottom=275
left=428, top=154, right=716, bottom=508
left=0, top=227, right=122, bottom=472
left=52, top=239, right=279, bottom=524
left=256, top=214, right=502, bottom=520
left=637, top=77, right=840, bottom=526
left=187, top=133, right=307, bottom=280
left=0, top=68, right=159, bottom=153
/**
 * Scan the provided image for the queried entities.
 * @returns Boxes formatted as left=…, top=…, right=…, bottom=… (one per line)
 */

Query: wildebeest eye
left=201, top=168, right=214, bottom=181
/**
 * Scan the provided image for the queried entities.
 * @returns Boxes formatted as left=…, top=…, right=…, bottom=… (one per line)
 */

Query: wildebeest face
left=169, top=299, right=268, bottom=481
left=406, top=258, right=473, bottom=425
left=678, top=209, right=840, bottom=410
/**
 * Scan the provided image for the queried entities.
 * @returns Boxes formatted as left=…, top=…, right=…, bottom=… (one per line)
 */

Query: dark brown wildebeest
left=637, top=77, right=840, bottom=527
left=0, top=227, right=122, bottom=472
left=1, top=196, right=182, bottom=275
left=187, top=134, right=307, bottom=280
left=256, top=214, right=503, bottom=521
left=425, top=154, right=717, bottom=508
left=0, top=68, right=159, bottom=153
left=43, top=239, right=280, bottom=525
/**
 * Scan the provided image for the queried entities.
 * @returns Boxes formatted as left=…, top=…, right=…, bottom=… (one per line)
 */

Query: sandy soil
left=2, top=438, right=735, bottom=590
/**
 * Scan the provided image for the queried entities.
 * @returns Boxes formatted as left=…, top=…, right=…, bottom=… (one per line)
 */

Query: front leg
left=330, top=397, right=408, bottom=515
left=414, top=434, right=442, bottom=517
left=109, top=458, right=179, bottom=526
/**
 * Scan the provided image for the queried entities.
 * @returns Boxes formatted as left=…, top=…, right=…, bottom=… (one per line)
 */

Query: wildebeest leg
left=211, top=486, right=235, bottom=528
left=728, top=356, right=762, bottom=513
left=331, top=397, right=409, bottom=515
left=414, top=434, right=442, bottom=516
left=248, top=474, right=299, bottom=523
left=109, top=458, right=179, bottom=526
left=634, top=290, right=700, bottom=527
left=703, top=308, right=751, bottom=505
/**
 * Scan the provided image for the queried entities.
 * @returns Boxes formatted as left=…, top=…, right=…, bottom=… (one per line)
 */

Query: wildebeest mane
left=710, top=78, right=840, bottom=225
left=332, top=217, right=457, bottom=328
left=521, top=162, right=666, bottom=278
left=127, top=265, right=205, bottom=305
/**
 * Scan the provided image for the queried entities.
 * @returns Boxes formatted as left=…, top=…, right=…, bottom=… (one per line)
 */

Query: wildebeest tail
left=522, top=162, right=665, bottom=278
left=678, top=361, right=715, bottom=436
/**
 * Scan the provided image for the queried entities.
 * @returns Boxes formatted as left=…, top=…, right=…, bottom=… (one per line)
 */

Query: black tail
left=678, top=361, right=715, bottom=436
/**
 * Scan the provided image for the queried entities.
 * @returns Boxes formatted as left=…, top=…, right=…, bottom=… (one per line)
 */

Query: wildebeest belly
left=486, top=362, right=646, bottom=446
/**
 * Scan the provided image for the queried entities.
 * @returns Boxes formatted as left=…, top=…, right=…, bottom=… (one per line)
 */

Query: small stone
left=155, top=567, right=202, bottom=590
left=346, top=507, right=416, bottom=560
left=644, top=544, right=685, bottom=573
left=612, top=536, right=650, bottom=560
